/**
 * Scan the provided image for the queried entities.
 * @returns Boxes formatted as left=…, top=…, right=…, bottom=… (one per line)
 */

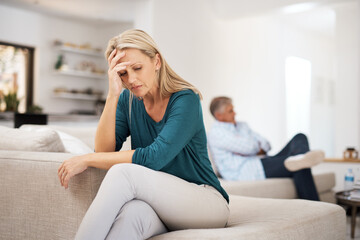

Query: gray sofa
left=0, top=125, right=346, bottom=239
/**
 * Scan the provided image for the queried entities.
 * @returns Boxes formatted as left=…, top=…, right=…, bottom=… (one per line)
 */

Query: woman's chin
left=132, top=92, right=145, bottom=99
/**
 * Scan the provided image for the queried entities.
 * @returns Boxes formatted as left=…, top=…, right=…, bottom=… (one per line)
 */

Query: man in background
left=207, top=96, right=324, bottom=200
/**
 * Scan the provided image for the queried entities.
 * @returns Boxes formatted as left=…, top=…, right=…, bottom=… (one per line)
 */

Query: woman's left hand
left=58, top=154, right=90, bottom=189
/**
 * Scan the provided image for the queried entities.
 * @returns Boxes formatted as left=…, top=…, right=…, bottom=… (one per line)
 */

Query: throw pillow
left=20, top=125, right=93, bottom=155
left=0, top=125, right=65, bottom=152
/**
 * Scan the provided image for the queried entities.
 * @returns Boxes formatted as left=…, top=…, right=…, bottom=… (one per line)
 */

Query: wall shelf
left=54, top=70, right=105, bottom=80
left=57, top=46, right=103, bottom=57
left=53, top=92, right=101, bottom=101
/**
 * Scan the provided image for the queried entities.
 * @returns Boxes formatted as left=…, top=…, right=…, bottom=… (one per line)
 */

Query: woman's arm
left=95, top=95, right=119, bottom=152
left=58, top=150, right=135, bottom=189
left=95, top=49, right=130, bottom=152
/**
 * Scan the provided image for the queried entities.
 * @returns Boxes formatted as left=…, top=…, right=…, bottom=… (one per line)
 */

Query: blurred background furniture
left=14, top=113, right=48, bottom=128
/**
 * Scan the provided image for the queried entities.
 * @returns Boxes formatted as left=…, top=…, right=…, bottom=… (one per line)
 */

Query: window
left=0, top=42, right=34, bottom=113
left=285, top=56, right=311, bottom=139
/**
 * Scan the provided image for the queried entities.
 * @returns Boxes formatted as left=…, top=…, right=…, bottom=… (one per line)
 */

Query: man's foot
left=284, top=150, right=325, bottom=172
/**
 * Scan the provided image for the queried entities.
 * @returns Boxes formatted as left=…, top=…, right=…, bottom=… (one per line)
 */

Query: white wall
left=151, top=0, right=219, bottom=130
left=147, top=0, right=358, bottom=157
left=334, top=1, right=359, bottom=157
left=0, top=4, right=132, bottom=114
left=212, top=15, right=286, bottom=153
left=209, top=13, right=337, bottom=154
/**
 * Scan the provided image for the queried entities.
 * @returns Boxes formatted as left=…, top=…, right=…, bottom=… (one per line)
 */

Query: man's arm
left=208, top=125, right=261, bottom=156
left=244, top=123, right=271, bottom=154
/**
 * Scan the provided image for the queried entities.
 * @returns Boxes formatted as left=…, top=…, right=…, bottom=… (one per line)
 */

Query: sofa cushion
left=0, top=126, right=65, bottom=152
left=20, top=125, right=93, bottom=155
left=149, top=195, right=345, bottom=240
left=220, top=172, right=336, bottom=202
left=38, top=125, right=97, bottom=149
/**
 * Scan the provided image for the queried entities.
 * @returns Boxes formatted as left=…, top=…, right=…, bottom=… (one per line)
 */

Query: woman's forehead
left=119, top=48, right=147, bottom=62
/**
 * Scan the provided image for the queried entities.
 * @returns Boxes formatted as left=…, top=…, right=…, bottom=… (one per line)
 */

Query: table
left=325, top=158, right=360, bottom=163
left=336, top=191, right=360, bottom=238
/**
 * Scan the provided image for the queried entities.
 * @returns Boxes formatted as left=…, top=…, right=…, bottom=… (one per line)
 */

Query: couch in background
left=0, top=125, right=345, bottom=239
left=221, top=172, right=336, bottom=203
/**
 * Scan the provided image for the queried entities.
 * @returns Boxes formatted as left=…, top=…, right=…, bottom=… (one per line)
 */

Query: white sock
left=284, top=150, right=324, bottom=172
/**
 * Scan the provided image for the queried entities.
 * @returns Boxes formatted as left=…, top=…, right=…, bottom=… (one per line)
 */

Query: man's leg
left=260, top=133, right=319, bottom=200
left=105, top=200, right=167, bottom=240
left=292, top=169, right=319, bottom=201
left=272, top=133, right=310, bottom=158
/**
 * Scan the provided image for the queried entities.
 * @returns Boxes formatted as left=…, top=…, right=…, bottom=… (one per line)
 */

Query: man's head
left=210, top=96, right=236, bottom=124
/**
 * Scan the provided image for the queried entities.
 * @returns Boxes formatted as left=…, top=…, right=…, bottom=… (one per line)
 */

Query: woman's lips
left=131, top=85, right=142, bottom=90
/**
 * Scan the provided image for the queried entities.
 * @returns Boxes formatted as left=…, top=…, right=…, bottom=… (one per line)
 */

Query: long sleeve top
left=207, top=120, right=271, bottom=181
left=115, top=89, right=229, bottom=203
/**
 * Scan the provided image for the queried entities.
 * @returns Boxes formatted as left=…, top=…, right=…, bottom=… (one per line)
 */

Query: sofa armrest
left=0, top=150, right=106, bottom=240
left=220, top=172, right=336, bottom=202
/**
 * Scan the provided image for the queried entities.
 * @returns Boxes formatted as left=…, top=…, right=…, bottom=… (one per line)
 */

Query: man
left=207, top=96, right=324, bottom=201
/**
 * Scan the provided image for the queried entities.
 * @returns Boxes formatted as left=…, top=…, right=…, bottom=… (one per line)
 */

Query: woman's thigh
left=104, top=163, right=229, bottom=231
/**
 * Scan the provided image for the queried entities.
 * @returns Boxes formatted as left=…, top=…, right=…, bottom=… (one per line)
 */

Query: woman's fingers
left=113, top=61, right=131, bottom=75
left=109, top=50, right=126, bottom=69
left=57, top=155, right=89, bottom=189
left=63, top=173, right=73, bottom=189
left=107, top=48, right=117, bottom=65
left=58, top=164, right=65, bottom=186
left=58, top=161, right=69, bottom=187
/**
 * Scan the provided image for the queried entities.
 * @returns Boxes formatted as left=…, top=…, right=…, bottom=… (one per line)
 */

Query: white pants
left=105, top=199, right=167, bottom=240
left=75, top=163, right=229, bottom=240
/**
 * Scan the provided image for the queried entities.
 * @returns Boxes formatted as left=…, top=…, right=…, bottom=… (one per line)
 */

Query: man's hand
left=257, top=149, right=267, bottom=156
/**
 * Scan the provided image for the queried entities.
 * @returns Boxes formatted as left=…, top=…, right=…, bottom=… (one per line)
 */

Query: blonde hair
left=105, top=29, right=202, bottom=99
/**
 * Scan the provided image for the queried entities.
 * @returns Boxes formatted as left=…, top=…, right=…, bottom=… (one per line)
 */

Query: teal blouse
left=115, top=89, right=229, bottom=203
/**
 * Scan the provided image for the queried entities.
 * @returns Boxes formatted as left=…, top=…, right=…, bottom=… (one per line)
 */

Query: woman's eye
left=118, top=71, right=127, bottom=77
left=134, top=67, right=142, bottom=71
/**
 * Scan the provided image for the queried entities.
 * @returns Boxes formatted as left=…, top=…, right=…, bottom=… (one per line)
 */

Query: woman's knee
left=119, top=200, right=156, bottom=220
left=106, top=163, right=139, bottom=179
left=117, top=200, right=167, bottom=238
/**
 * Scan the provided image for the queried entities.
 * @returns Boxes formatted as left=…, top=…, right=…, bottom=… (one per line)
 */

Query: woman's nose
left=127, top=73, right=135, bottom=84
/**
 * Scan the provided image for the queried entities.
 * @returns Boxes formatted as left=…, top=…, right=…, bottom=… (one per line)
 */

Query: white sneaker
left=284, top=150, right=325, bottom=172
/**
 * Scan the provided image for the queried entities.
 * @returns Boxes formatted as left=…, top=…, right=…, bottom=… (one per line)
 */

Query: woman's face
left=117, top=48, right=160, bottom=98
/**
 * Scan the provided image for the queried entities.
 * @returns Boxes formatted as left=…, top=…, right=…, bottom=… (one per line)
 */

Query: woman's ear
left=155, top=53, right=161, bottom=70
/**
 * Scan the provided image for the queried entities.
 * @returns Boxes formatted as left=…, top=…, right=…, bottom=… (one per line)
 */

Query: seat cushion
left=220, top=172, right=335, bottom=200
left=149, top=195, right=345, bottom=240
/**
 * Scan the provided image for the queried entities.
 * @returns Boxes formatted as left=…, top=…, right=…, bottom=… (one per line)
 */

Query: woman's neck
left=143, top=88, right=162, bottom=106
left=142, top=88, right=170, bottom=122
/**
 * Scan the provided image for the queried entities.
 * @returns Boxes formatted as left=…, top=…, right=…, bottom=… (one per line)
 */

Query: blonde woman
left=58, top=29, right=229, bottom=240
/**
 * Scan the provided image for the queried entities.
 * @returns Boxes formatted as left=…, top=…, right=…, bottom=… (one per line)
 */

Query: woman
left=57, top=29, right=229, bottom=240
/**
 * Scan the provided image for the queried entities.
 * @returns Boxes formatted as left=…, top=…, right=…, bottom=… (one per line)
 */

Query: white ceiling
left=209, top=0, right=351, bottom=19
left=0, top=0, right=145, bottom=23
left=0, top=0, right=354, bottom=35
